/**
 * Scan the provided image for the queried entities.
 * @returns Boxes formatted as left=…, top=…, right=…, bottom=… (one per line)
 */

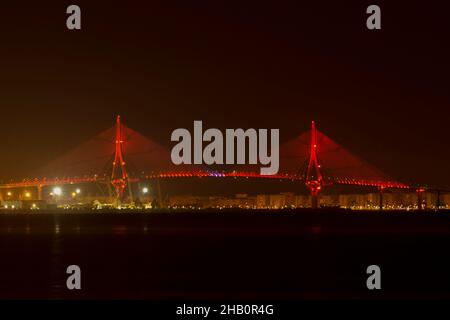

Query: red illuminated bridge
left=0, top=116, right=422, bottom=209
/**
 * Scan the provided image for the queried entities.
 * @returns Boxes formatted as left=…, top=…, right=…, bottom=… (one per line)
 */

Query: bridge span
left=0, top=116, right=433, bottom=209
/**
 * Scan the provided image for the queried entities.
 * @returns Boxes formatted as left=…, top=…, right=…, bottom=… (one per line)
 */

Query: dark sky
left=0, top=1, right=449, bottom=186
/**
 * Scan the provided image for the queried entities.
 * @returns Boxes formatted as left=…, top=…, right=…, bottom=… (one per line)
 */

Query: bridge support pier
left=307, top=181, right=321, bottom=209
left=311, top=193, right=319, bottom=209
left=378, top=186, right=386, bottom=210
left=379, top=189, right=383, bottom=211
left=416, top=188, right=425, bottom=211
left=436, top=190, right=441, bottom=211
left=378, top=186, right=384, bottom=211
left=37, top=185, right=42, bottom=201
left=310, top=187, right=320, bottom=209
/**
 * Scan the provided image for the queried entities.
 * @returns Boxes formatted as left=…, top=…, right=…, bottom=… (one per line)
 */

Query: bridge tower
left=111, top=115, right=129, bottom=200
left=306, top=121, right=323, bottom=209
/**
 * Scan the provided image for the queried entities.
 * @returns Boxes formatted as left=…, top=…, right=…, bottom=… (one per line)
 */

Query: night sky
left=0, top=1, right=449, bottom=186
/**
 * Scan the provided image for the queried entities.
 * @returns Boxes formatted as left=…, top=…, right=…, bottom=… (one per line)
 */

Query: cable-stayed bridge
left=0, top=116, right=438, bottom=209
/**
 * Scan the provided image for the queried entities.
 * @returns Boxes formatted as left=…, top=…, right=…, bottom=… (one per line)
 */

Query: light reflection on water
left=1, top=212, right=450, bottom=300
left=50, top=216, right=64, bottom=297
left=54, top=223, right=61, bottom=235
left=112, top=225, right=128, bottom=235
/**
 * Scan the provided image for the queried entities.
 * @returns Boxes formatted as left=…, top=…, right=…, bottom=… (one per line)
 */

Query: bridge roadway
left=0, top=171, right=410, bottom=200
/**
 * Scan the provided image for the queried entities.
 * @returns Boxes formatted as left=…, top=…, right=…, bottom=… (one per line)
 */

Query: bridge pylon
left=305, top=121, right=323, bottom=209
left=111, top=115, right=130, bottom=201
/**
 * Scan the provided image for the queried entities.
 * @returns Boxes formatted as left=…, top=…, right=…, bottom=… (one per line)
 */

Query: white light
left=75, top=188, right=81, bottom=194
left=142, top=187, right=149, bottom=194
left=53, top=187, right=62, bottom=196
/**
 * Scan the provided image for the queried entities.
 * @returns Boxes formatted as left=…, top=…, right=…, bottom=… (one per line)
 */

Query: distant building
left=151, top=191, right=450, bottom=210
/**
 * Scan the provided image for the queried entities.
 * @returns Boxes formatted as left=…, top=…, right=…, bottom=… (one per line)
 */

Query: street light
left=142, top=187, right=149, bottom=194
left=53, top=187, right=62, bottom=196
left=25, top=191, right=31, bottom=198
left=75, top=188, right=81, bottom=194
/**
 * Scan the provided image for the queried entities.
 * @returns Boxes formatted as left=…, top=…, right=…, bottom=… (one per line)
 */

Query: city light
left=76, top=188, right=81, bottom=194
left=7, top=191, right=12, bottom=196
left=25, top=191, right=31, bottom=198
left=53, top=187, right=62, bottom=196
left=142, top=187, right=149, bottom=194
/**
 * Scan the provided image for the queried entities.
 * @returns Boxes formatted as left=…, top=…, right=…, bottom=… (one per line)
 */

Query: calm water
left=1, top=209, right=450, bottom=300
